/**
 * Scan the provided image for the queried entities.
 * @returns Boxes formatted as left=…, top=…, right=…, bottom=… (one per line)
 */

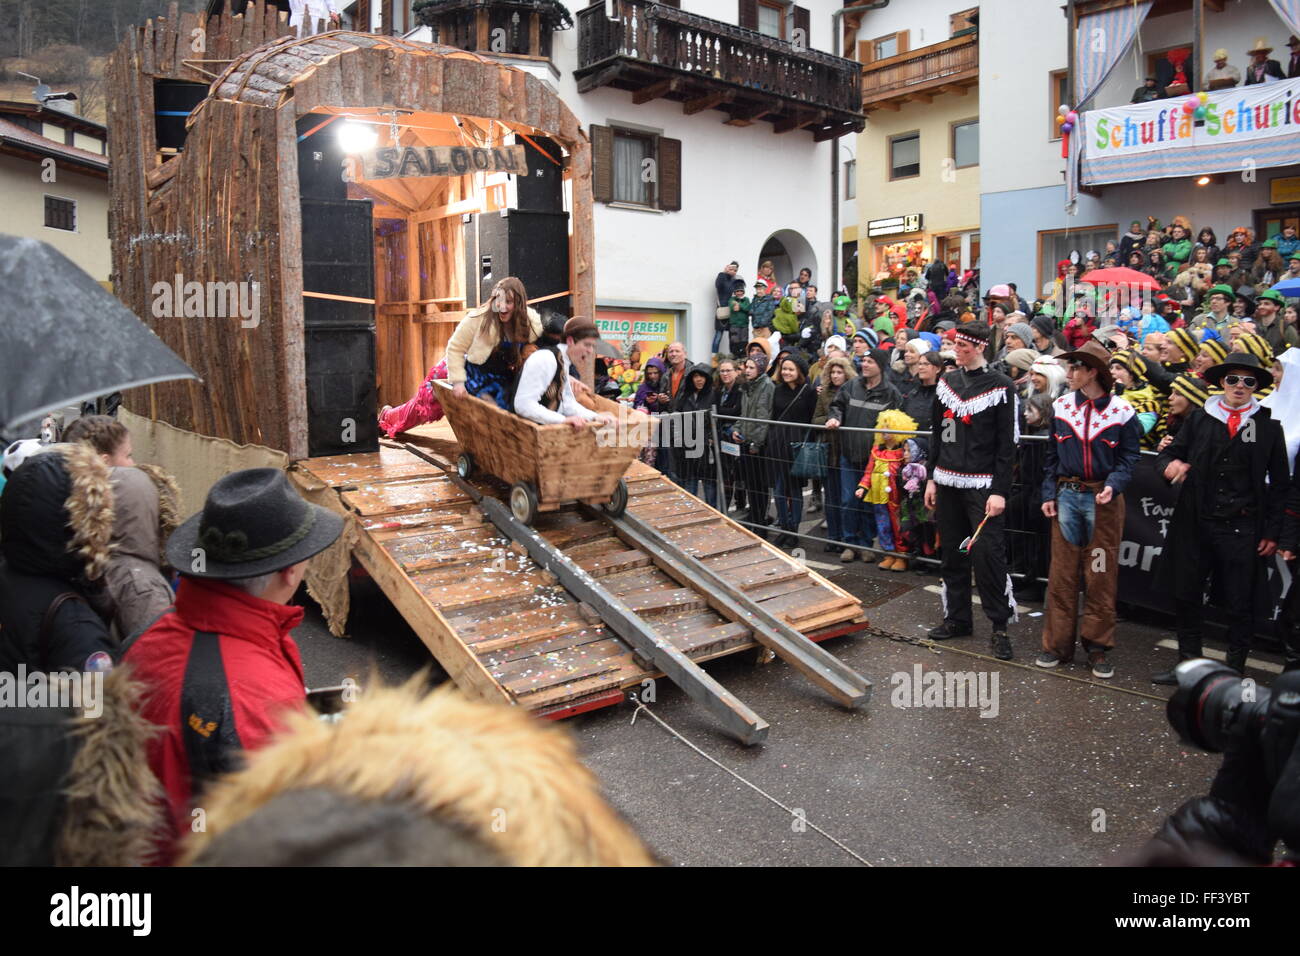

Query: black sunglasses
left=1222, top=374, right=1257, bottom=388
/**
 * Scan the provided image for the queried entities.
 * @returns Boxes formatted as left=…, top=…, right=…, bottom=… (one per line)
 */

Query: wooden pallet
left=291, top=438, right=867, bottom=719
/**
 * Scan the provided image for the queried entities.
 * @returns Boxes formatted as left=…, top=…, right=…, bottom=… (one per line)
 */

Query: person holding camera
left=1152, top=352, right=1290, bottom=683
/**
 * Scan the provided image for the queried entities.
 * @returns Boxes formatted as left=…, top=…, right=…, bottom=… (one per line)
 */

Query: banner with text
left=1085, top=76, right=1300, bottom=160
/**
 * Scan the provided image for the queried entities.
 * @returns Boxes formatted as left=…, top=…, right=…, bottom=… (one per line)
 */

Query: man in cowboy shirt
left=1151, top=352, right=1290, bottom=684
left=923, top=322, right=1019, bottom=660
left=123, top=467, right=344, bottom=862
left=1035, top=340, right=1141, bottom=678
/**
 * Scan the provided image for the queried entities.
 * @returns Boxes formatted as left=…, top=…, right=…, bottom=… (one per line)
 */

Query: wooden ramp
left=291, top=439, right=868, bottom=729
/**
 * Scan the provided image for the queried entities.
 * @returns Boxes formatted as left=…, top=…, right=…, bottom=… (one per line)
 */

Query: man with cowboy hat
left=1287, top=35, right=1300, bottom=79
left=1244, top=38, right=1284, bottom=85
left=922, top=322, right=1019, bottom=660
left=1204, top=48, right=1240, bottom=89
left=1152, top=352, right=1290, bottom=684
left=1036, top=340, right=1142, bottom=677
left=123, top=467, right=344, bottom=860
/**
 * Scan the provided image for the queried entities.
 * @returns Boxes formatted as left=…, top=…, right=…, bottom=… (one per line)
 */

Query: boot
left=1151, top=633, right=1202, bottom=685
left=889, top=553, right=909, bottom=572
left=991, top=630, right=1013, bottom=661
left=1224, top=645, right=1250, bottom=675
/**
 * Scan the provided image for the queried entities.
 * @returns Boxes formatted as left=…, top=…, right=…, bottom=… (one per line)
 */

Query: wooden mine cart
left=434, top=380, right=653, bottom=524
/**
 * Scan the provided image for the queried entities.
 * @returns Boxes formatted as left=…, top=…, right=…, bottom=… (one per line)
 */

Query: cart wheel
left=509, top=482, right=538, bottom=525
left=602, top=478, right=629, bottom=518
left=456, top=452, right=474, bottom=479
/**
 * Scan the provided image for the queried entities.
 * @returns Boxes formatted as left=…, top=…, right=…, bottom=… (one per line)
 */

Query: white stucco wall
left=978, top=0, right=1065, bottom=198
left=0, top=153, right=110, bottom=281
left=414, top=0, right=846, bottom=361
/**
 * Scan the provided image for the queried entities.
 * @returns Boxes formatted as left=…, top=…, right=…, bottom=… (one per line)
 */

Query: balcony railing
left=861, top=32, right=978, bottom=111
left=576, top=1, right=864, bottom=135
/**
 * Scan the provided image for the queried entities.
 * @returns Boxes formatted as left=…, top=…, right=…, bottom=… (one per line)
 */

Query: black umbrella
left=0, top=234, right=199, bottom=433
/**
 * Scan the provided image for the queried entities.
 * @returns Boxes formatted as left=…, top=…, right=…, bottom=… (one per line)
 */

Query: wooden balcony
left=861, top=32, right=978, bottom=113
left=575, top=1, right=864, bottom=140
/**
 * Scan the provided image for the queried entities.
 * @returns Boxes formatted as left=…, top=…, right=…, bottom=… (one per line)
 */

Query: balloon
left=1066, top=111, right=1078, bottom=123
left=1058, top=104, right=1070, bottom=116
left=1056, top=114, right=1066, bottom=125
left=1182, top=100, right=1195, bottom=113
left=1194, top=106, right=1206, bottom=120
left=1197, top=91, right=1208, bottom=104
left=1061, top=122, right=1074, bottom=133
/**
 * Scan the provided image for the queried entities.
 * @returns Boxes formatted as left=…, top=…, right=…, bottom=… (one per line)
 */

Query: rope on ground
left=628, top=699, right=873, bottom=867
left=874, top=628, right=1170, bottom=703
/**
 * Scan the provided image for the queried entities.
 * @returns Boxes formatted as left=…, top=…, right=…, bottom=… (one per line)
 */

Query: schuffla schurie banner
left=1084, top=76, right=1300, bottom=158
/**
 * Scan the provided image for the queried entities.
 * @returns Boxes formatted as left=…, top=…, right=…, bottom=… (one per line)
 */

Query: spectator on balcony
left=1192, top=283, right=1236, bottom=335
left=1163, top=223, right=1194, bottom=273
left=1204, top=49, right=1241, bottom=90
left=1270, top=224, right=1300, bottom=260
left=1130, top=75, right=1161, bottom=104
left=1226, top=226, right=1261, bottom=270
left=1288, top=36, right=1300, bottom=78
left=1244, top=39, right=1284, bottom=85
left=1193, top=227, right=1220, bottom=265
left=1119, top=221, right=1146, bottom=262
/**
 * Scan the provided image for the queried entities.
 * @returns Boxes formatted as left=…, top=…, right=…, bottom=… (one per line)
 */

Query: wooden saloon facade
left=107, top=1, right=594, bottom=460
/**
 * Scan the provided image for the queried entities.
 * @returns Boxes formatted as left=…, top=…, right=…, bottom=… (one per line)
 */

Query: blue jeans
left=873, top=503, right=895, bottom=551
left=1057, top=486, right=1097, bottom=547
left=774, top=469, right=803, bottom=530
left=838, top=453, right=871, bottom=547
left=823, top=458, right=845, bottom=542
left=711, top=328, right=725, bottom=353
left=681, top=476, right=718, bottom=510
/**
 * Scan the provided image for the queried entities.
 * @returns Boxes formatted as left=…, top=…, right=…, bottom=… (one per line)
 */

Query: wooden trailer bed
left=290, top=431, right=868, bottom=723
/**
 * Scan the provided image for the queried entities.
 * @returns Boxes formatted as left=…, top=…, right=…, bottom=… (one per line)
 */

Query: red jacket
left=124, top=576, right=307, bottom=862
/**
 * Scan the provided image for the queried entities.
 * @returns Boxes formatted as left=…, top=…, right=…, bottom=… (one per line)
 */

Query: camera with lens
left=1166, top=660, right=1300, bottom=856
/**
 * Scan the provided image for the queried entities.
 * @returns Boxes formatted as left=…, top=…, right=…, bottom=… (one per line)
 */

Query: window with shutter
left=657, top=137, right=681, bottom=211
left=591, top=124, right=614, bottom=203
left=792, top=6, right=809, bottom=49
left=738, top=0, right=759, bottom=32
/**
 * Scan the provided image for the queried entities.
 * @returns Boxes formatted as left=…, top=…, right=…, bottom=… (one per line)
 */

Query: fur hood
left=179, top=680, right=656, bottom=867
left=109, top=464, right=181, bottom=567
left=0, top=442, right=114, bottom=583
left=57, top=665, right=166, bottom=865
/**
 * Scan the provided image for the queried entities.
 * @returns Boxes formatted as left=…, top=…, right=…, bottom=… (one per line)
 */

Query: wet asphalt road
left=289, top=540, right=1283, bottom=866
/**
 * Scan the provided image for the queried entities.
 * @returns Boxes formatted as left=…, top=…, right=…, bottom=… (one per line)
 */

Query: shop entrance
left=1255, top=206, right=1300, bottom=244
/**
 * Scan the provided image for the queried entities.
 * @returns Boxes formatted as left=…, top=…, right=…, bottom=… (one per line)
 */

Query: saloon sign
left=355, top=144, right=528, bottom=180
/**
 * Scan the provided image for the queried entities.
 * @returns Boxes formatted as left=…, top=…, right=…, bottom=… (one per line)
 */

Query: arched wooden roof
left=191, top=30, right=579, bottom=141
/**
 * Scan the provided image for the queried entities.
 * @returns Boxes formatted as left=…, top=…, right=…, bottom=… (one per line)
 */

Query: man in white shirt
left=514, top=316, right=615, bottom=429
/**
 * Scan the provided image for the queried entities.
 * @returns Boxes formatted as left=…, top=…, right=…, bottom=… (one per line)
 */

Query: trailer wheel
left=456, top=452, right=474, bottom=479
left=602, top=478, right=628, bottom=518
left=509, top=482, right=538, bottom=525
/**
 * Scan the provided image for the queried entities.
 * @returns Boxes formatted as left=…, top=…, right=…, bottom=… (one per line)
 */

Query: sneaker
left=928, top=622, right=973, bottom=641
left=807, top=495, right=823, bottom=513
left=1034, top=652, right=1061, bottom=669
left=840, top=547, right=858, bottom=563
left=991, top=631, right=1013, bottom=660
left=859, top=549, right=877, bottom=564
left=1089, top=652, right=1114, bottom=679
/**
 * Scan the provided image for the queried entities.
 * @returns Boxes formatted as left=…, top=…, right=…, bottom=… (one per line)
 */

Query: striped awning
left=1082, top=134, right=1300, bottom=185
